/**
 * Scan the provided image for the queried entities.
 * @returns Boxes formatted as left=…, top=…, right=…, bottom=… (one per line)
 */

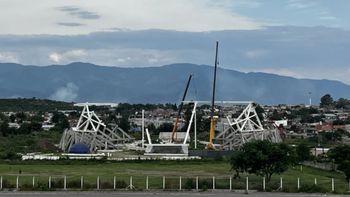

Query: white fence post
left=81, top=176, right=84, bottom=190
left=0, top=176, right=2, bottom=190
left=32, top=176, right=35, bottom=188
left=146, top=176, right=149, bottom=190
left=179, top=176, right=182, bottom=191
left=280, top=177, right=283, bottom=191
left=230, top=176, right=232, bottom=191
left=314, top=177, right=317, bottom=185
left=48, top=176, right=51, bottom=189
left=96, top=176, right=100, bottom=190
left=16, top=176, right=19, bottom=190
left=297, top=177, right=300, bottom=190
left=245, top=176, right=249, bottom=194
left=196, top=176, right=199, bottom=191
left=332, top=178, right=334, bottom=192
left=263, top=176, right=266, bottom=191
left=212, top=176, right=215, bottom=190
left=113, top=176, right=116, bottom=190
left=64, top=176, right=67, bottom=190
left=163, top=176, right=165, bottom=190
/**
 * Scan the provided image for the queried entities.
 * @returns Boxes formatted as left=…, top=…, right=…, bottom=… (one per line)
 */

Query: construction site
left=43, top=41, right=283, bottom=161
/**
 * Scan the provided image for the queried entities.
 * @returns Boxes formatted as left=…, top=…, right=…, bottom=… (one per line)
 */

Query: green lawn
left=0, top=160, right=348, bottom=193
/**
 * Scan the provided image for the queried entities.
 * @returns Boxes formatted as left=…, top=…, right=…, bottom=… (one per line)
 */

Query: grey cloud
left=57, top=22, right=85, bottom=27
left=0, top=26, right=350, bottom=83
left=57, top=6, right=100, bottom=20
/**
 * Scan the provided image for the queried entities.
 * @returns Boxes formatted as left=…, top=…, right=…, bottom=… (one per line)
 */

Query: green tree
left=0, top=121, right=10, bottom=136
left=328, top=145, right=350, bottom=164
left=52, top=112, right=70, bottom=130
left=230, top=140, right=295, bottom=181
left=118, top=117, right=130, bottom=132
left=296, top=143, right=312, bottom=162
left=255, top=104, right=265, bottom=122
left=155, top=122, right=173, bottom=135
left=338, top=162, right=350, bottom=181
left=335, top=98, right=350, bottom=109
left=320, top=94, right=334, bottom=108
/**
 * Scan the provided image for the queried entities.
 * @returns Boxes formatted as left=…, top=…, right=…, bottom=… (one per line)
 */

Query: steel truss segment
left=59, top=103, right=134, bottom=152
left=181, top=101, right=281, bottom=150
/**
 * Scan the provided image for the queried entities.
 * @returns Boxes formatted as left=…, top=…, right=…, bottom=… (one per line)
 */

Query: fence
left=0, top=175, right=349, bottom=193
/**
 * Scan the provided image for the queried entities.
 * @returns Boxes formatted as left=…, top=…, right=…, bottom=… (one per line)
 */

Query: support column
left=194, top=110, right=197, bottom=149
left=142, top=109, right=145, bottom=148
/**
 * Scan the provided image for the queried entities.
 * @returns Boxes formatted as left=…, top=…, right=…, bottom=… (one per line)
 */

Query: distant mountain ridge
left=0, top=62, right=349, bottom=104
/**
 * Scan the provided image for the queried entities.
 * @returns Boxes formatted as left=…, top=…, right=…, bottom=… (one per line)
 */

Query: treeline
left=0, top=98, right=76, bottom=112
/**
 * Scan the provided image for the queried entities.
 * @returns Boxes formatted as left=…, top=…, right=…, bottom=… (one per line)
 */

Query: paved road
left=0, top=191, right=348, bottom=197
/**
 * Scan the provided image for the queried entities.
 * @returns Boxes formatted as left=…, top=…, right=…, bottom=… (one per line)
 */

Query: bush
left=299, top=184, right=328, bottom=193
left=68, top=180, right=81, bottom=188
left=184, top=178, right=194, bottom=190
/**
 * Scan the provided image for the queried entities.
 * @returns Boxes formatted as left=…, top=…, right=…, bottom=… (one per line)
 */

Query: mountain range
left=0, top=62, right=349, bottom=105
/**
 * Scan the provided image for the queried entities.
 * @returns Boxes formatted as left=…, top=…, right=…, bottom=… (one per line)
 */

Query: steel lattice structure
left=215, top=102, right=282, bottom=150
left=59, top=104, right=134, bottom=152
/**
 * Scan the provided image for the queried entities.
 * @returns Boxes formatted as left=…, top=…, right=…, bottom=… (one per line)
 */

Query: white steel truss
left=215, top=102, right=281, bottom=150
left=59, top=104, right=134, bottom=152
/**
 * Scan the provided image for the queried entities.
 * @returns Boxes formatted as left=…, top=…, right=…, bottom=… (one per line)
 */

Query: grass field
left=0, top=160, right=348, bottom=193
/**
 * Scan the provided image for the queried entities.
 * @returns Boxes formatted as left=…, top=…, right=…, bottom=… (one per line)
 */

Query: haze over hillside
left=0, top=62, right=349, bottom=105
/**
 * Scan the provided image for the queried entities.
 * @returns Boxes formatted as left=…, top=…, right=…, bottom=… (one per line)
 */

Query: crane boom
left=208, top=41, right=219, bottom=149
left=171, top=74, right=193, bottom=143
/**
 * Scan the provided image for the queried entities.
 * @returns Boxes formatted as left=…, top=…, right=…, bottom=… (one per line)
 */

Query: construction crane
left=171, top=74, right=193, bottom=143
left=207, top=41, right=219, bottom=150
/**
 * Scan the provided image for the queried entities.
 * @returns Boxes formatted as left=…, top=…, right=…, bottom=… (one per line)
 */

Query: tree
left=320, top=94, right=334, bottom=108
left=118, top=117, right=130, bottom=132
left=230, top=140, right=295, bottom=181
left=255, top=104, right=265, bottom=122
left=338, top=161, right=350, bottom=181
left=328, top=145, right=350, bottom=181
left=155, top=122, right=173, bottom=135
left=328, top=145, right=350, bottom=164
left=335, top=98, right=350, bottom=109
left=296, top=143, right=312, bottom=162
left=52, top=112, right=70, bottom=130
left=0, top=121, right=10, bottom=136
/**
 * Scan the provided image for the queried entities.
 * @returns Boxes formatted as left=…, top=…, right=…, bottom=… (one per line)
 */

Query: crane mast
left=207, top=41, right=219, bottom=150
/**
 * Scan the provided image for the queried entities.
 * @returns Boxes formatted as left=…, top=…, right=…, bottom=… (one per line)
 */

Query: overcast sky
left=0, top=0, right=350, bottom=84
